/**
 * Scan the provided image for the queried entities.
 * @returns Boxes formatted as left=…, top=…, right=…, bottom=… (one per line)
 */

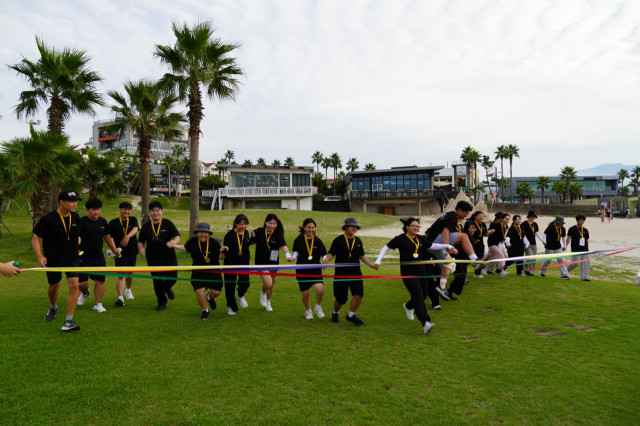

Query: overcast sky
left=1, top=0, right=639, bottom=177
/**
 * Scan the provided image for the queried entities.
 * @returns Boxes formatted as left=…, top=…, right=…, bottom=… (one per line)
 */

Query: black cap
left=553, top=216, right=565, bottom=225
left=119, top=202, right=133, bottom=209
left=58, top=191, right=81, bottom=202
left=526, top=210, right=538, bottom=218
left=194, top=222, right=213, bottom=235
left=342, top=217, right=361, bottom=230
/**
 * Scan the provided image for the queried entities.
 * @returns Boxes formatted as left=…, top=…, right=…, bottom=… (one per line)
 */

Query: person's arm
left=374, top=245, right=390, bottom=265
left=166, top=235, right=180, bottom=248
left=122, top=226, right=138, bottom=248
left=31, top=234, right=47, bottom=267
left=175, top=244, right=186, bottom=252
left=442, top=228, right=451, bottom=246
left=0, top=261, right=21, bottom=277
left=360, top=254, right=377, bottom=269
left=104, top=234, right=121, bottom=255
left=565, top=234, right=572, bottom=250
left=137, top=242, right=145, bottom=257
left=322, top=253, right=334, bottom=265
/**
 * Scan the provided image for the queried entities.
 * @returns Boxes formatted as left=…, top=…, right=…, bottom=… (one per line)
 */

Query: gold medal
left=308, top=255, right=313, bottom=260
left=413, top=253, right=419, bottom=258
left=238, top=252, right=242, bottom=256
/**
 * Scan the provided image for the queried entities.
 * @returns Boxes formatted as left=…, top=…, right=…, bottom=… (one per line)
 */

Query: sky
left=1, top=0, right=639, bottom=177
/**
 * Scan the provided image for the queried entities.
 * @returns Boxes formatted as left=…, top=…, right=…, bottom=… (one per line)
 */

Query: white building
left=203, top=164, right=317, bottom=211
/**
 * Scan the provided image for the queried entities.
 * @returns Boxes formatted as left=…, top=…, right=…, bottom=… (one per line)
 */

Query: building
left=200, top=161, right=218, bottom=178
left=344, top=166, right=452, bottom=215
left=203, top=164, right=317, bottom=210
left=86, top=118, right=190, bottom=193
left=510, top=175, right=618, bottom=203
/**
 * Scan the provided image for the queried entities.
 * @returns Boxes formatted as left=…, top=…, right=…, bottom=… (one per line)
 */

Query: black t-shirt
left=223, top=230, right=253, bottom=265
left=464, top=220, right=487, bottom=248
left=328, top=234, right=365, bottom=275
left=567, top=225, right=589, bottom=252
left=33, top=210, right=81, bottom=261
left=487, top=222, right=505, bottom=247
left=386, top=233, right=433, bottom=275
left=506, top=224, right=525, bottom=250
left=253, top=227, right=287, bottom=264
left=108, top=216, right=139, bottom=257
left=543, top=224, right=566, bottom=250
left=292, top=235, right=327, bottom=264
left=78, top=216, right=109, bottom=258
left=425, top=212, right=461, bottom=243
left=522, top=220, right=539, bottom=246
left=184, top=236, right=221, bottom=266
left=138, top=218, right=180, bottom=261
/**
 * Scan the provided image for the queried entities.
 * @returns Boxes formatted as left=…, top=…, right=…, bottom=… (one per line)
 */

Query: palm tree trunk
left=509, top=158, right=513, bottom=203
left=31, top=187, right=49, bottom=228
left=140, top=135, right=152, bottom=224
left=167, top=165, right=172, bottom=196
left=188, top=85, right=203, bottom=235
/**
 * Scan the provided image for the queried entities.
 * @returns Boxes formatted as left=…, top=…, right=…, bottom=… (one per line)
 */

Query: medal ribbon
left=475, top=221, right=483, bottom=237
left=237, top=231, right=245, bottom=255
left=577, top=226, right=584, bottom=240
left=405, top=233, right=419, bottom=257
left=344, top=233, right=355, bottom=258
left=58, top=209, right=71, bottom=241
left=515, top=224, right=522, bottom=239
left=120, top=217, right=129, bottom=236
left=199, top=239, right=210, bottom=262
left=151, top=219, right=162, bottom=237
left=304, top=236, right=314, bottom=259
left=555, top=225, right=562, bottom=241
left=265, top=229, right=272, bottom=247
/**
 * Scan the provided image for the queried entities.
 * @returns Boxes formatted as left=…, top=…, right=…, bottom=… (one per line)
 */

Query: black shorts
left=115, top=255, right=137, bottom=268
left=46, top=258, right=79, bottom=285
left=191, top=271, right=223, bottom=291
left=297, top=267, right=322, bottom=292
left=78, top=257, right=106, bottom=282
left=333, top=279, right=364, bottom=305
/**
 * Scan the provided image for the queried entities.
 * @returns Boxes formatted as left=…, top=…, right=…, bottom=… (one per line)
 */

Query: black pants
left=449, top=246, right=468, bottom=295
left=505, top=247, right=524, bottom=274
left=404, top=265, right=439, bottom=308
left=224, top=272, right=250, bottom=312
left=149, top=270, right=178, bottom=305
left=402, top=277, right=432, bottom=325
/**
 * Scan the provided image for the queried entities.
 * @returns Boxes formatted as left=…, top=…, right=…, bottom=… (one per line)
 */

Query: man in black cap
left=541, top=216, right=569, bottom=279
left=107, top=201, right=140, bottom=306
left=323, top=217, right=376, bottom=325
left=31, top=190, right=82, bottom=331
left=522, top=211, right=544, bottom=276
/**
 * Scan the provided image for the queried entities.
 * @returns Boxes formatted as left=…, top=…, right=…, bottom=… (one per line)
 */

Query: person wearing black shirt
left=323, top=217, right=376, bottom=325
left=137, top=201, right=180, bottom=310
left=522, top=211, right=543, bottom=276
left=485, top=212, right=508, bottom=276
left=504, top=215, right=526, bottom=276
left=374, top=217, right=455, bottom=335
left=566, top=215, right=591, bottom=281
left=176, top=222, right=224, bottom=319
left=464, top=211, right=493, bottom=278
left=540, top=216, right=569, bottom=279
left=107, top=202, right=139, bottom=306
left=252, top=213, right=291, bottom=312
left=77, top=198, right=120, bottom=314
left=32, top=190, right=82, bottom=331
left=288, top=218, right=327, bottom=320
left=221, top=214, right=254, bottom=315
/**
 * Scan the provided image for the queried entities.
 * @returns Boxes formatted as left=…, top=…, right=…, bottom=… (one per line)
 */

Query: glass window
left=292, top=174, right=310, bottom=186
left=279, top=173, right=290, bottom=187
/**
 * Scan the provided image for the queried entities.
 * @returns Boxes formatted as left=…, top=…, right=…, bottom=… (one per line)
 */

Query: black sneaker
left=432, top=305, right=442, bottom=310
left=436, top=286, right=451, bottom=301
left=207, top=294, right=217, bottom=310
left=540, top=273, right=546, bottom=277
left=581, top=278, right=591, bottom=282
left=115, top=298, right=124, bottom=307
left=524, top=271, right=534, bottom=276
left=345, top=314, right=364, bottom=326
left=44, top=306, right=58, bottom=322
left=61, top=319, right=80, bottom=331
left=200, top=310, right=209, bottom=320
left=155, top=304, right=166, bottom=311
left=166, top=289, right=175, bottom=300
left=560, top=275, right=570, bottom=280
left=445, top=290, right=458, bottom=301
left=331, top=312, right=339, bottom=323
left=486, top=271, right=495, bottom=275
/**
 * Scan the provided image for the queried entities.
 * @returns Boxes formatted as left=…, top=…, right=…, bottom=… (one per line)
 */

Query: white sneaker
left=92, top=303, right=106, bottom=313
left=266, top=300, right=273, bottom=312
left=481, top=269, right=488, bottom=276
left=403, top=303, right=415, bottom=320
left=77, top=291, right=90, bottom=306
left=313, top=304, right=325, bottom=319
left=423, top=321, right=435, bottom=335
left=237, top=295, right=248, bottom=308
left=124, top=288, right=134, bottom=300
left=305, top=309, right=313, bottom=320
left=259, top=291, right=267, bottom=308
left=473, top=274, right=484, bottom=279
left=500, top=270, right=509, bottom=277
left=227, top=307, right=236, bottom=316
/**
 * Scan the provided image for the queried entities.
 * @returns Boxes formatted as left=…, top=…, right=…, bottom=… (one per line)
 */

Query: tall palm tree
left=494, top=145, right=508, bottom=198
left=284, top=156, right=295, bottom=167
left=569, top=182, right=583, bottom=203
left=364, top=163, right=376, bottom=171
left=516, top=182, right=531, bottom=203
left=480, top=155, right=494, bottom=197
left=552, top=180, right=566, bottom=204
left=505, top=144, right=520, bottom=202
left=224, top=149, right=235, bottom=164
left=617, top=169, right=629, bottom=195
left=559, top=166, right=577, bottom=204
left=156, top=20, right=243, bottom=234
left=460, top=146, right=481, bottom=200
left=1, top=126, right=81, bottom=226
left=321, top=157, right=331, bottom=179
left=78, top=147, right=126, bottom=199
left=330, top=153, right=342, bottom=195
left=107, top=80, right=184, bottom=222
left=632, top=166, right=640, bottom=195
left=346, top=157, right=359, bottom=172
left=311, top=151, right=323, bottom=173
left=163, top=155, right=176, bottom=195
left=10, top=37, right=104, bottom=209
left=536, top=176, right=550, bottom=204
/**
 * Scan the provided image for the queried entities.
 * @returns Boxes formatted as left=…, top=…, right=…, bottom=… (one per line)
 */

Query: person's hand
left=506, top=244, right=511, bottom=248
left=447, top=247, right=458, bottom=255
left=221, top=246, right=229, bottom=252
left=371, top=263, right=380, bottom=270
left=166, top=241, right=175, bottom=248
left=0, top=261, right=21, bottom=277
left=251, top=229, right=256, bottom=238
left=38, top=257, right=47, bottom=268
left=562, top=247, right=566, bottom=251
left=139, top=248, right=146, bottom=257
left=287, top=257, right=294, bottom=262
left=122, top=236, right=129, bottom=247
left=116, top=248, right=123, bottom=258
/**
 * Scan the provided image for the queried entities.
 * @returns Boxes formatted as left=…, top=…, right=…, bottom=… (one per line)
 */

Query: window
left=279, top=173, right=290, bottom=187
left=292, top=174, right=310, bottom=186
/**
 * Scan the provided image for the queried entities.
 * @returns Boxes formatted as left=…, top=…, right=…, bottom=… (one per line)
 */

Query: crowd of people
left=8, top=192, right=593, bottom=335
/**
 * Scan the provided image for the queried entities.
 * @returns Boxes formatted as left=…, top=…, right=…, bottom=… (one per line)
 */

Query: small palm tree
left=330, top=153, right=342, bottom=195
left=536, top=176, right=550, bottom=204
left=617, top=169, right=629, bottom=195
left=480, top=155, right=494, bottom=196
left=632, top=166, right=640, bottom=195
left=107, top=80, right=184, bottom=222
left=242, top=159, right=252, bottom=166
left=552, top=180, right=566, bottom=204
left=494, top=145, right=508, bottom=198
left=346, top=157, right=359, bottom=172
left=156, top=20, right=243, bottom=234
left=569, top=182, right=583, bottom=203
left=272, top=159, right=281, bottom=167
left=256, top=157, right=266, bottom=167
left=460, top=146, right=481, bottom=200
left=364, top=163, right=376, bottom=171
left=163, top=155, right=176, bottom=195
left=284, top=157, right=295, bottom=167
left=311, top=151, right=323, bottom=173
left=516, top=182, right=531, bottom=203
left=78, top=147, right=126, bottom=199
left=559, top=166, right=577, bottom=204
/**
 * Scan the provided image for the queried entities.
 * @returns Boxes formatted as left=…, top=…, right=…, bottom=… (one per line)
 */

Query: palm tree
left=505, top=144, right=520, bottom=202
left=460, top=146, right=481, bottom=200
left=321, top=157, right=331, bottom=178
left=1, top=126, right=81, bottom=226
left=364, top=163, right=376, bottom=171
left=163, top=155, right=176, bottom=195
left=516, top=182, right=531, bottom=203
left=0, top=153, right=16, bottom=236
left=242, top=159, right=252, bottom=166
left=494, top=145, right=508, bottom=198
left=311, top=151, right=323, bottom=173
left=330, top=153, right=342, bottom=195
left=632, top=166, right=640, bottom=195
left=617, top=169, right=629, bottom=195
left=10, top=37, right=104, bottom=210
left=155, top=20, right=243, bottom=234
left=107, top=80, right=184, bottom=223
left=78, top=147, right=126, bottom=199
left=480, top=155, right=495, bottom=197
left=630, top=176, right=640, bottom=197
left=256, top=157, right=266, bottom=167
left=569, top=182, right=583, bottom=203
left=559, top=166, right=577, bottom=204
left=346, top=157, right=359, bottom=172
left=224, top=149, right=235, bottom=164
left=284, top=156, right=295, bottom=167
left=272, top=159, right=281, bottom=167
left=536, top=176, right=550, bottom=204
left=552, top=180, right=566, bottom=204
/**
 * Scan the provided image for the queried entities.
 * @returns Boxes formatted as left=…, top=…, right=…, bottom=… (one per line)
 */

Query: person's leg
left=194, top=287, right=207, bottom=310
left=402, top=277, right=430, bottom=325
left=348, top=281, right=363, bottom=313
left=151, top=274, right=168, bottom=306
left=93, top=279, right=105, bottom=304
left=79, top=281, right=90, bottom=296
left=164, top=270, right=178, bottom=294
left=237, top=272, right=250, bottom=298
left=224, top=273, right=239, bottom=311
left=333, top=281, right=347, bottom=313
left=540, top=249, right=554, bottom=275
left=116, top=276, right=126, bottom=298
left=66, top=277, right=80, bottom=316
left=313, top=282, right=324, bottom=305
left=567, top=255, right=579, bottom=272
left=301, top=289, right=311, bottom=309
left=267, top=275, right=277, bottom=300
left=452, top=232, right=476, bottom=258
left=449, top=263, right=467, bottom=295
left=557, top=250, right=569, bottom=276
left=48, top=282, right=60, bottom=306
left=581, top=254, right=590, bottom=280
left=260, top=274, right=272, bottom=306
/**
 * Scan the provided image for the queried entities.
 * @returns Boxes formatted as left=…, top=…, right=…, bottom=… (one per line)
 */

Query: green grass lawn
left=1, top=198, right=639, bottom=424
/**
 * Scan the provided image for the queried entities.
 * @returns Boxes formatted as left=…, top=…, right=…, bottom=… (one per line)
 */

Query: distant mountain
left=577, top=163, right=639, bottom=176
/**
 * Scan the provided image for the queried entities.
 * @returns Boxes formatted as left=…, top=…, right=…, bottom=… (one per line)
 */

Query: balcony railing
left=215, top=186, right=317, bottom=198
left=350, top=189, right=451, bottom=200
